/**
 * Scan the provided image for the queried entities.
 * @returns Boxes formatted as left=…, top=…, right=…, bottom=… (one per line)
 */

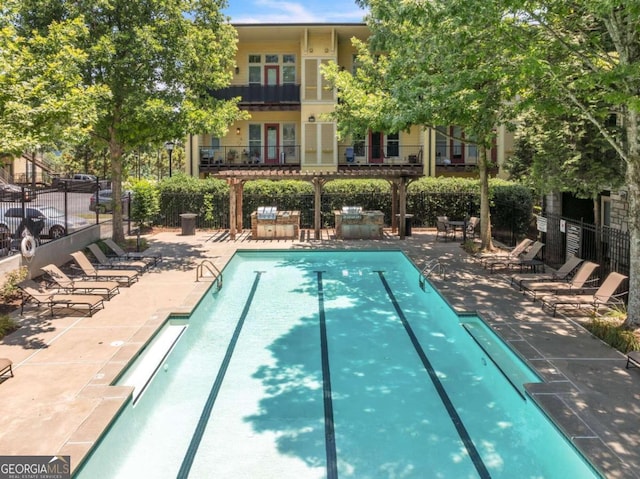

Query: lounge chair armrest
left=597, top=291, right=628, bottom=305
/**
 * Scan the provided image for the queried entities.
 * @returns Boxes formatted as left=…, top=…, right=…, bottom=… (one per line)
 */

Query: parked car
left=89, top=189, right=132, bottom=213
left=51, top=174, right=110, bottom=192
left=0, top=205, right=89, bottom=239
left=0, top=183, right=33, bottom=202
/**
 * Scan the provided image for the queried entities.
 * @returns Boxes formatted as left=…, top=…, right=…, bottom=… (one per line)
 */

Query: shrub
left=0, top=314, right=18, bottom=339
left=0, top=267, right=27, bottom=302
left=130, top=179, right=161, bottom=228
left=585, top=315, right=640, bottom=353
left=148, top=175, right=532, bottom=231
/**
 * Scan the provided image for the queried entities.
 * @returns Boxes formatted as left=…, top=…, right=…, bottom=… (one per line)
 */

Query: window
left=386, top=132, right=399, bottom=157
left=248, top=53, right=296, bottom=85
left=353, top=133, right=365, bottom=157
left=249, top=66, right=261, bottom=84
left=249, top=124, right=261, bottom=158
left=601, top=195, right=611, bottom=227
left=283, top=66, right=295, bottom=84
left=283, top=123, right=296, bottom=161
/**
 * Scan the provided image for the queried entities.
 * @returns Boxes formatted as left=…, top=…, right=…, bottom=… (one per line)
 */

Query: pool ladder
left=419, top=259, right=445, bottom=289
left=196, top=259, right=223, bottom=289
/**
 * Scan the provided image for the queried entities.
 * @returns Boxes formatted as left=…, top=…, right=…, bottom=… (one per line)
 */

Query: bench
left=626, top=351, right=640, bottom=369
left=0, top=358, right=13, bottom=378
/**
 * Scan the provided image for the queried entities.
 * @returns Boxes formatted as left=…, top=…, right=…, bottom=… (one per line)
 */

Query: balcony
left=337, top=145, right=424, bottom=168
left=199, top=144, right=425, bottom=174
left=199, top=146, right=302, bottom=172
left=209, top=84, right=300, bottom=109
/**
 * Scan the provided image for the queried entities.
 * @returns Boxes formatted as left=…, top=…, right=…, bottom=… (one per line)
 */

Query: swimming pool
left=76, top=250, right=600, bottom=478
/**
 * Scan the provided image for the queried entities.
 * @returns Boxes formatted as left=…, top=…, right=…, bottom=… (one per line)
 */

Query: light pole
left=165, top=141, right=175, bottom=177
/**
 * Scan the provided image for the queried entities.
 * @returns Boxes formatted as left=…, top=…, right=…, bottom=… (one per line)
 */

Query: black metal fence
left=537, top=212, right=630, bottom=282
left=0, top=179, right=130, bottom=256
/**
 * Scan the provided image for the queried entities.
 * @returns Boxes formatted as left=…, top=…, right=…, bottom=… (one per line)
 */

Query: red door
left=264, top=124, right=280, bottom=164
left=369, top=131, right=384, bottom=163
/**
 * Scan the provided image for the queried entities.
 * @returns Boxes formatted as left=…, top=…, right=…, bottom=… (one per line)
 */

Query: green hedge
left=151, top=174, right=534, bottom=236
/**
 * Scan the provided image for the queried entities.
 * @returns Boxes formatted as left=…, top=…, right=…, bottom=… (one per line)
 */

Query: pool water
left=76, top=250, right=600, bottom=478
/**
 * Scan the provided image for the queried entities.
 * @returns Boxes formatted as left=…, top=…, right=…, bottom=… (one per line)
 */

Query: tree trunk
left=478, top=145, right=494, bottom=251
left=109, top=127, right=125, bottom=244
left=624, top=110, right=640, bottom=327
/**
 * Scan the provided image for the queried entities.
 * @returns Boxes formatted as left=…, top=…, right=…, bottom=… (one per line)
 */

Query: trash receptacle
left=404, top=214, right=413, bottom=236
left=180, top=213, right=197, bottom=236
left=395, top=214, right=414, bottom=236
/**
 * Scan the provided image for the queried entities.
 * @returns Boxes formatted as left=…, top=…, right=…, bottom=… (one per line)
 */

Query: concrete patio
left=0, top=228, right=638, bottom=478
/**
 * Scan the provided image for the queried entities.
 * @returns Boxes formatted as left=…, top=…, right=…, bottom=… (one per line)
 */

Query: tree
left=323, top=0, right=526, bottom=250
left=0, top=1, right=102, bottom=157
left=14, top=0, right=247, bottom=242
left=494, top=1, right=640, bottom=325
left=507, top=108, right=625, bottom=221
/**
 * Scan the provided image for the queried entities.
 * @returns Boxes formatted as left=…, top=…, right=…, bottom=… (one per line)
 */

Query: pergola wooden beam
left=216, top=168, right=422, bottom=239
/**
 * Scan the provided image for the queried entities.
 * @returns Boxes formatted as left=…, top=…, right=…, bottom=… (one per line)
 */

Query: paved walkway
left=0, top=228, right=638, bottom=478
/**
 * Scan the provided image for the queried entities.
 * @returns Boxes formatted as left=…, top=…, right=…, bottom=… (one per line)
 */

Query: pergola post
left=228, top=178, right=237, bottom=240
left=313, top=177, right=324, bottom=239
left=236, top=181, right=244, bottom=234
left=398, top=177, right=407, bottom=239
left=391, top=181, right=399, bottom=233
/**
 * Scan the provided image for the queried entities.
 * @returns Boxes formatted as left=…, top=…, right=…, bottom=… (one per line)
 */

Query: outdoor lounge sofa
left=520, top=261, right=599, bottom=301
left=87, top=244, right=148, bottom=272
left=71, top=251, right=139, bottom=286
left=103, top=238, right=161, bottom=267
left=540, top=271, right=628, bottom=317
left=510, top=255, right=584, bottom=290
left=41, top=264, right=120, bottom=300
left=18, top=279, right=105, bottom=317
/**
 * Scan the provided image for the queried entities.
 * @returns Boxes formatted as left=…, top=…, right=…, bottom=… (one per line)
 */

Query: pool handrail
left=196, top=259, right=223, bottom=289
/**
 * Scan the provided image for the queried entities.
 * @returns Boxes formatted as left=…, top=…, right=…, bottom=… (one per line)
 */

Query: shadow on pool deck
left=0, top=227, right=638, bottom=478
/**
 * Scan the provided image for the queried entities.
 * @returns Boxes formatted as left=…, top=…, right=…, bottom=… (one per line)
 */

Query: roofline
left=232, top=23, right=367, bottom=28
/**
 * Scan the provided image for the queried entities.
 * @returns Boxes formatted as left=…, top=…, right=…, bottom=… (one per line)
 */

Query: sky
left=222, top=0, right=367, bottom=24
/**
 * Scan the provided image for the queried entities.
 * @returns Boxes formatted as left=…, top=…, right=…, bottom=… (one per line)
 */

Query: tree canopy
left=0, top=2, right=103, bottom=155
left=8, top=0, right=246, bottom=241
left=323, top=0, right=528, bottom=249
left=328, top=0, right=640, bottom=325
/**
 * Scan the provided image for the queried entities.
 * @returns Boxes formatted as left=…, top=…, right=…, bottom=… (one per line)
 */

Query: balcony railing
left=337, top=145, right=423, bottom=166
left=199, top=144, right=426, bottom=171
left=209, top=84, right=300, bottom=104
left=199, top=146, right=301, bottom=168
left=434, top=144, right=497, bottom=167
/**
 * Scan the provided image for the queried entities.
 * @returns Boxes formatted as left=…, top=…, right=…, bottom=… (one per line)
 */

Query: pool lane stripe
left=316, top=271, right=339, bottom=479
left=177, top=271, right=263, bottom=479
left=376, top=271, right=491, bottom=479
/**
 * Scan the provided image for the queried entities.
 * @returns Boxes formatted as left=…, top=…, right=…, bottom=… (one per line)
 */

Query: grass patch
left=585, top=309, right=640, bottom=353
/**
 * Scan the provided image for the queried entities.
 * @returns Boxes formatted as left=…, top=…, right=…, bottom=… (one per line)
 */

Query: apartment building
left=185, top=23, right=511, bottom=179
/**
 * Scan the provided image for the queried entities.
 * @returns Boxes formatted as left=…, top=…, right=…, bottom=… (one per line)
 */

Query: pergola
left=211, top=167, right=423, bottom=240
